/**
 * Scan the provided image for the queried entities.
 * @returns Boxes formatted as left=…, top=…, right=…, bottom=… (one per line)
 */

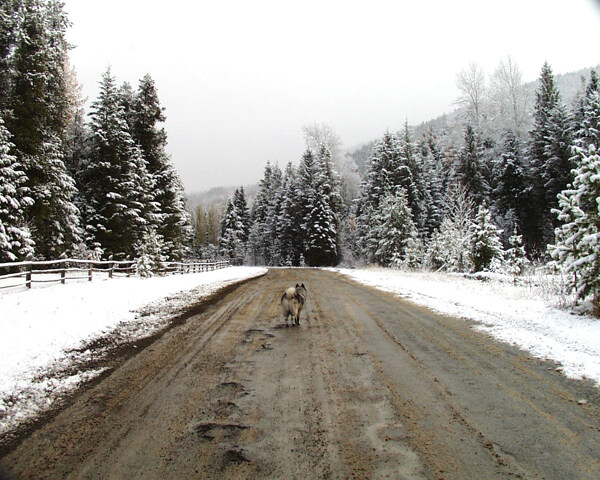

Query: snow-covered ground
left=0, top=266, right=266, bottom=438
left=2, top=265, right=598, bottom=441
left=333, top=267, right=600, bottom=387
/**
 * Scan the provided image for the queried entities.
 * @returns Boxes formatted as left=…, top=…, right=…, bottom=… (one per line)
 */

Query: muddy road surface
left=1, top=268, right=600, bottom=479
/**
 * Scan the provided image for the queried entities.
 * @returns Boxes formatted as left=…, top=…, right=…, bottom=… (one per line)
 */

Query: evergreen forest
left=0, top=0, right=192, bottom=264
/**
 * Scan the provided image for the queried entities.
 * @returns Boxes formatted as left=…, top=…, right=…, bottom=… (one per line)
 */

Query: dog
left=281, top=283, right=307, bottom=326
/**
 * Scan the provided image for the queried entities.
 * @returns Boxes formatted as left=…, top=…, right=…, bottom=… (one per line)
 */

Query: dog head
left=296, top=283, right=307, bottom=297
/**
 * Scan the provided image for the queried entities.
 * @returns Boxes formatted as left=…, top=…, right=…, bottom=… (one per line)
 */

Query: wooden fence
left=0, top=259, right=230, bottom=290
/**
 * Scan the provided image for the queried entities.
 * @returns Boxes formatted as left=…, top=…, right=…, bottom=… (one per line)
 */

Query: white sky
left=62, top=0, right=600, bottom=193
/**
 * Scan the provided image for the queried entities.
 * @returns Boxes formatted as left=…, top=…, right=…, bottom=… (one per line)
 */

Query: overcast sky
left=62, top=0, right=600, bottom=193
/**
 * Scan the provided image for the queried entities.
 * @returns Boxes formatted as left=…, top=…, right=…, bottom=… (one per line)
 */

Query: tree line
left=216, top=62, right=600, bottom=308
left=0, top=0, right=191, bottom=265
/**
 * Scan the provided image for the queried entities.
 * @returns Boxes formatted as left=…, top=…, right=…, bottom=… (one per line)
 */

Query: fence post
left=88, top=263, right=93, bottom=282
left=61, top=268, right=66, bottom=285
left=109, top=262, right=113, bottom=279
left=26, top=264, right=32, bottom=289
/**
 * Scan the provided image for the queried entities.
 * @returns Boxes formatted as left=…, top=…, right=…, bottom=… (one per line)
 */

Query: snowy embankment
left=0, top=266, right=267, bottom=438
left=333, top=267, right=600, bottom=387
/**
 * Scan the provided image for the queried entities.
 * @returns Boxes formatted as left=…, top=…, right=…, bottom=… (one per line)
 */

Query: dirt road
left=2, top=268, right=600, bottom=479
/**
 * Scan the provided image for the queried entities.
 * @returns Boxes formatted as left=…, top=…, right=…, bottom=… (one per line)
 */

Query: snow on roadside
left=332, top=267, right=600, bottom=387
left=0, top=266, right=267, bottom=438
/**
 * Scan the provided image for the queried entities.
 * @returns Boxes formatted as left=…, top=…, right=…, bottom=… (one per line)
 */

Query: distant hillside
left=348, top=64, right=600, bottom=171
left=187, top=184, right=258, bottom=214
left=188, top=64, right=599, bottom=204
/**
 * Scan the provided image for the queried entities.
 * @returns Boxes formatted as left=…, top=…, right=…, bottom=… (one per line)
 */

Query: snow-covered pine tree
left=424, top=227, right=449, bottom=271
left=493, top=131, right=528, bottom=243
left=7, top=0, right=81, bottom=259
left=526, top=62, right=570, bottom=254
left=468, top=205, right=504, bottom=272
left=248, top=162, right=275, bottom=265
left=219, top=197, right=238, bottom=263
left=505, top=228, right=529, bottom=277
left=0, top=0, right=20, bottom=120
left=8, top=0, right=52, bottom=157
left=0, top=117, right=34, bottom=262
left=30, top=135, right=82, bottom=259
left=135, top=228, right=166, bottom=278
left=400, top=231, right=424, bottom=270
left=233, top=186, right=250, bottom=244
left=219, top=187, right=249, bottom=265
left=354, top=199, right=378, bottom=263
left=400, top=121, right=428, bottom=233
left=193, top=205, right=208, bottom=254
left=295, top=149, right=318, bottom=261
left=265, top=165, right=283, bottom=265
left=550, top=85, right=600, bottom=311
left=132, top=74, right=192, bottom=260
left=317, top=145, right=344, bottom=260
left=431, top=184, right=475, bottom=272
left=278, top=163, right=300, bottom=265
left=300, top=148, right=341, bottom=266
left=373, top=188, right=417, bottom=267
left=543, top=101, right=574, bottom=233
left=80, top=68, right=146, bottom=259
left=455, top=125, right=489, bottom=204
left=152, top=165, right=191, bottom=260
left=363, top=131, right=417, bottom=211
left=573, top=71, right=600, bottom=150
left=43, top=0, right=72, bottom=139
left=420, top=134, right=445, bottom=236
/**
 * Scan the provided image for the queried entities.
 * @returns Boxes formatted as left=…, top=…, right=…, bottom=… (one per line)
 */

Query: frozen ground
left=0, top=266, right=267, bottom=438
left=333, top=267, right=600, bottom=388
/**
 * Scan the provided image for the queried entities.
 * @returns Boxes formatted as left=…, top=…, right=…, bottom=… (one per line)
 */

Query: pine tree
left=574, top=70, right=600, bottom=150
left=265, top=165, right=283, bottom=265
left=543, top=101, right=574, bottom=230
left=468, top=205, right=504, bottom=272
left=80, top=68, right=146, bottom=259
left=0, top=117, right=35, bottom=262
left=219, top=187, right=249, bottom=265
left=373, top=189, right=418, bottom=267
left=455, top=125, right=488, bottom=204
left=432, top=185, right=475, bottom=272
left=549, top=142, right=600, bottom=310
left=422, top=131, right=447, bottom=237
left=248, top=162, right=276, bottom=264
left=400, top=121, right=428, bottom=232
left=194, top=205, right=208, bottom=251
left=526, top=62, right=572, bottom=254
left=505, top=228, right=529, bottom=277
left=135, top=229, right=166, bottom=277
left=7, top=0, right=81, bottom=259
left=425, top=227, right=449, bottom=271
left=9, top=0, right=51, bottom=158
left=363, top=131, right=416, bottom=210
left=131, top=74, right=191, bottom=260
left=233, top=186, right=250, bottom=243
left=295, top=150, right=318, bottom=261
left=30, top=135, right=82, bottom=258
left=0, top=0, right=20, bottom=119
left=278, top=163, right=300, bottom=265
left=494, top=131, right=528, bottom=239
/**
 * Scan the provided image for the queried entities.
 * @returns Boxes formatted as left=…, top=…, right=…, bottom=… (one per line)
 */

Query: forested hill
left=347, top=65, right=600, bottom=175
left=187, top=185, right=258, bottom=214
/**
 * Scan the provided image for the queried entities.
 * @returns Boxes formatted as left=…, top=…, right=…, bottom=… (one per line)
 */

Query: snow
left=0, top=266, right=266, bottom=438
left=332, top=267, right=600, bottom=387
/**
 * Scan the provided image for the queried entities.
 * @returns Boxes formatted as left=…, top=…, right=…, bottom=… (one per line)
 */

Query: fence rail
left=0, top=259, right=230, bottom=290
